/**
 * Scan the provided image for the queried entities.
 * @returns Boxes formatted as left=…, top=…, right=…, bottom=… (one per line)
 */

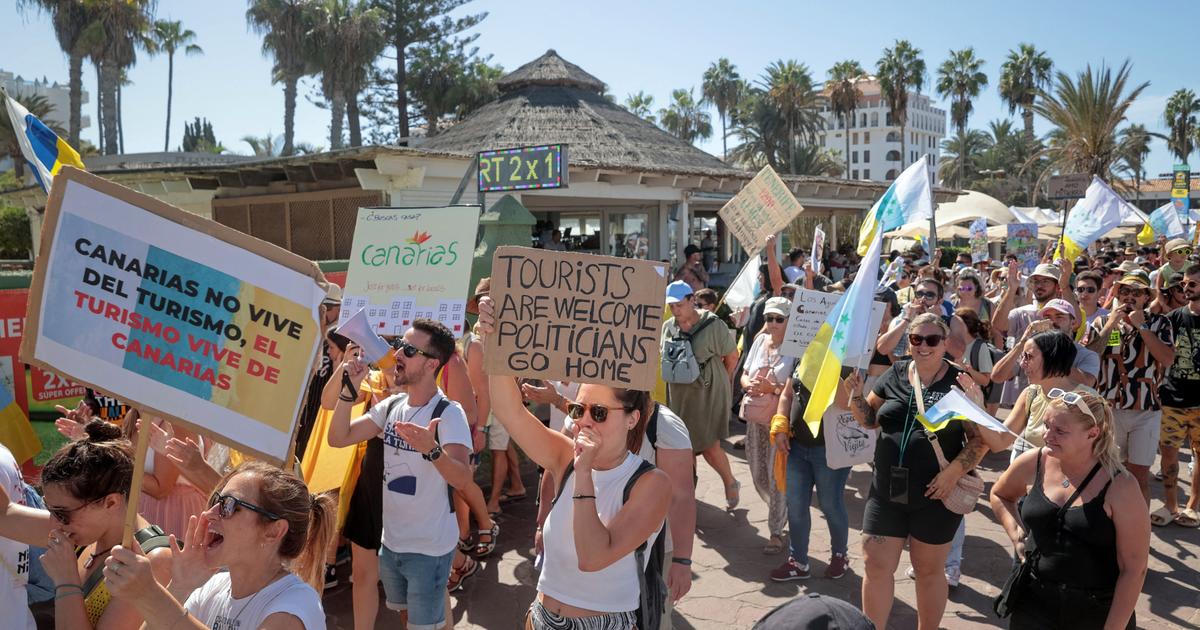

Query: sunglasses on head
left=1074, top=285, right=1097, bottom=294
left=566, top=401, right=628, bottom=423
left=390, top=339, right=437, bottom=360
left=48, top=497, right=103, bottom=525
left=914, top=290, right=938, bottom=300
left=1046, top=387, right=1097, bottom=423
left=208, top=493, right=282, bottom=521
left=765, top=314, right=787, bottom=324
left=907, top=333, right=944, bottom=347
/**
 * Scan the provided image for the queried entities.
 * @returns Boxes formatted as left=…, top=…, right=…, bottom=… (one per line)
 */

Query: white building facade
left=818, top=77, right=945, bottom=184
left=0, top=70, right=89, bottom=132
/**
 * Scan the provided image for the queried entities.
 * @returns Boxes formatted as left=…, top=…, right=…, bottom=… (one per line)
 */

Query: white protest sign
left=781, top=288, right=886, bottom=362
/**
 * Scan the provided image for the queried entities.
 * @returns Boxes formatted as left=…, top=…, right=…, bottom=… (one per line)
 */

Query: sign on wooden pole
left=718, top=166, right=805, bottom=254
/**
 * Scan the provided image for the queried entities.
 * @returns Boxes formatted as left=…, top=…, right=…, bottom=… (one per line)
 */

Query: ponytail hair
left=213, top=462, right=336, bottom=593
left=1047, top=392, right=1126, bottom=477
left=42, top=420, right=133, bottom=503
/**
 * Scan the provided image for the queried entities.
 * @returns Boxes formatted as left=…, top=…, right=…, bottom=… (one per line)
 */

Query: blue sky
left=3, top=0, right=1197, bottom=179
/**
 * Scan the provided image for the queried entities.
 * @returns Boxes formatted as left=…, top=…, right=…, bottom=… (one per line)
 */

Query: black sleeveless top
left=1020, top=449, right=1118, bottom=591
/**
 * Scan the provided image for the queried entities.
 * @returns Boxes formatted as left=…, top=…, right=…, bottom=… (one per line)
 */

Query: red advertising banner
left=32, top=367, right=86, bottom=402
left=0, top=289, right=31, bottom=417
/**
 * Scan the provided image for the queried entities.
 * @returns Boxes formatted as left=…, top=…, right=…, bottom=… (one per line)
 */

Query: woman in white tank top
left=477, top=296, right=671, bottom=629
left=102, top=462, right=334, bottom=630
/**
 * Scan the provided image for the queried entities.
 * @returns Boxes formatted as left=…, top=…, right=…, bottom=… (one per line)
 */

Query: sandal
left=726, top=480, right=741, bottom=510
left=457, top=537, right=473, bottom=553
left=472, top=522, right=499, bottom=558
left=500, top=492, right=527, bottom=503
left=762, top=535, right=785, bottom=555
left=447, top=555, right=479, bottom=592
left=1151, top=506, right=1174, bottom=527
left=1174, top=508, right=1200, bottom=528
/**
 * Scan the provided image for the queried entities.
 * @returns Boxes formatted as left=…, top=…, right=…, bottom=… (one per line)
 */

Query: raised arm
left=991, top=260, right=1021, bottom=336
left=765, top=234, right=783, bottom=296
left=326, top=357, right=384, bottom=448
left=0, top=482, right=52, bottom=547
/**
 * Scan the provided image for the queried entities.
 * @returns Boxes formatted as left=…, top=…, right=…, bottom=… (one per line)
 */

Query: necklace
left=394, top=396, right=436, bottom=455
left=85, top=543, right=115, bottom=570
left=227, top=567, right=285, bottom=626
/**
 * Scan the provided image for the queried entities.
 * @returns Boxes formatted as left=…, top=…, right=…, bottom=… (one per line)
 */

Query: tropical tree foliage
left=1031, top=61, right=1148, bottom=196
left=998, top=43, right=1053, bottom=147
left=936, top=47, right=987, bottom=134
left=0, top=207, right=32, bottom=259
left=406, top=41, right=501, bottom=136
left=658, top=88, right=712, bottom=145
left=80, top=0, right=155, bottom=154
left=150, top=19, right=202, bottom=151
left=181, top=116, right=225, bottom=153
left=938, top=129, right=992, bottom=189
left=877, top=40, right=926, bottom=170
left=1117, top=123, right=1161, bottom=201
left=623, top=91, right=655, bottom=124
left=16, top=0, right=93, bottom=146
left=307, top=0, right=387, bottom=149
left=760, top=60, right=824, bottom=172
left=727, top=84, right=839, bottom=177
left=1164, top=88, right=1200, bottom=164
left=247, top=0, right=315, bottom=156
left=827, top=60, right=865, bottom=180
left=701, top=58, right=740, bottom=160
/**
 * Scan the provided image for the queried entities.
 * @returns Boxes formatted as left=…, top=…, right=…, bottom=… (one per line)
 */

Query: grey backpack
left=661, top=316, right=715, bottom=384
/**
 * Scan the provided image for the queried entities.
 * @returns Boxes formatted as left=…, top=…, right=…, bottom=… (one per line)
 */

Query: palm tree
left=728, top=87, right=784, bottom=169
left=999, top=43, right=1053, bottom=147
left=1, top=92, right=65, bottom=180
left=79, top=0, right=155, bottom=155
left=658, top=88, right=712, bottom=145
left=938, top=129, right=992, bottom=188
left=150, top=19, right=202, bottom=151
left=16, top=0, right=94, bottom=147
left=1163, top=88, right=1200, bottom=164
left=827, top=60, right=865, bottom=180
left=306, top=0, right=386, bottom=149
left=877, top=40, right=926, bottom=170
left=701, top=58, right=740, bottom=160
left=761, top=60, right=823, bottom=174
left=247, top=0, right=315, bottom=156
left=936, top=48, right=988, bottom=135
left=1117, top=124, right=1165, bottom=202
left=242, top=132, right=283, bottom=156
left=789, top=143, right=844, bottom=177
left=1031, top=61, right=1148, bottom=194
left=623, top=91, right=655, bottom=124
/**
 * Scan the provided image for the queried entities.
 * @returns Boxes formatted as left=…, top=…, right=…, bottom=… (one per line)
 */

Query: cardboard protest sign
left=485, top=247, right=668, bottom=389
left=969, top=218, right=989, bottom=263
left=340, top=206, right=480, bottom=338
left=781, top=288, right=886, bottom=362
left=719, top=166, right=805, bottom=254
left=1007, top=223, right=1039, bottom=274
left=20, top=167, right=326, bottom=465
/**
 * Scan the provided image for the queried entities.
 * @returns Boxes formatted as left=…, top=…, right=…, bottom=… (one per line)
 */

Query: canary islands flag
left=4, top=90, right=84, bottom=193
left=0, top=371, right=40, bottom=466
left=1055, top=176, right=1128, bottom=261
left=797, top=160, right=933, bottom=436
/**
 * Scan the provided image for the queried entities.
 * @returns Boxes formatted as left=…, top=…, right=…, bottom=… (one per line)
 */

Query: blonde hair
left=1047, top=392, right=1126, bottom=476
left=907, top=312, right=950, bottom=337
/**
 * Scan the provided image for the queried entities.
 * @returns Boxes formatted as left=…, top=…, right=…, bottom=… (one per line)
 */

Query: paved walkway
left=322, top=422, right=1200, bottom=629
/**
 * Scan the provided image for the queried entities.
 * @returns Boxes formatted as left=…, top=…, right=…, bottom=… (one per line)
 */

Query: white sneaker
left=905, top=565, right=960, bottom=587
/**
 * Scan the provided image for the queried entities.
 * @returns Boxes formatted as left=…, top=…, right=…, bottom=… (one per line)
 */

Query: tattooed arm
left=844, top=371, right=881, bottom=429
left=952, top=421, right=987, bottom=474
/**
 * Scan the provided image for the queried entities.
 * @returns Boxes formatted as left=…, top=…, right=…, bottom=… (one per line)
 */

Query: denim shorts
left=379, top=546, right=455, bottom=629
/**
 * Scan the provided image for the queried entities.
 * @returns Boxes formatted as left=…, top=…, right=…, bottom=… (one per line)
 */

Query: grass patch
left=31, top=420, right=68, bottom=466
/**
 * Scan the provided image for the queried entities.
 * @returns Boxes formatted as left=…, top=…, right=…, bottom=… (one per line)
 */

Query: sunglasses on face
left=1116, top=287, right=1146, bottom=297
left=907, top=333, right=944, bottom=347
left=1020, top=351, right=1035, bottom=363
left=765, top=315, right=787, bottom=324
left=957, top=285, right=974, bottom=292
left=390, top=339, right=437, bottom=360
left=566, top=401, right=628, bottom=423
left=208, top=493, right=282, bottom=521
left=1183, top=280, right=1200, bottom=289
left=1174, top=248, right=1194, bottom=257
left=1074, top=285, right=1097, bottom=294
left=48, top=497, right=102, bottom=525
left=914, top=290, right=938, bottom=300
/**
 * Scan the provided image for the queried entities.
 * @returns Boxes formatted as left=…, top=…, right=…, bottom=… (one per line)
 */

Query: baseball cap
left=764, top=297, right=791, bottom=317
left=1167, top=238, right=1191, bottom=253
left=665, top=280, right=694, bottom=304
left=1029, top=263, right=1060, bottom=280
left=1040, top=298, right=1077, bottom=320
left=1115, top=270, right=1151, bottom=289
left=753, top=593, right=875, bottom=630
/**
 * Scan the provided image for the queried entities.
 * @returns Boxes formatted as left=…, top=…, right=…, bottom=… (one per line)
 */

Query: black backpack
left=552, top=458, right=667, bottom=630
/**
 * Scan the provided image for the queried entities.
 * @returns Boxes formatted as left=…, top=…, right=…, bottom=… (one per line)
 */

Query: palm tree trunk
left=348, top=93, right=362, bottom=147
left=720, top=110, right=727, bottom=161
left=330, top=93, right=346, bottom=150
left=101, top=61, right=118, bottom=155
left=900, top=120, right=907, bottom=170
left=164, top=52, right=174, bottom=151
left=117, top=79, right=124, bottom=154
left=1022, top=105, right=1035, bottom=148
left=395, top=29, right=410, bottom=143
left=68, top=52, right=83, bottom=147
left=95, top=61, right=104, bottom=154
left=843, top=112, right=851, bottom=180
left=282, top=74, right=297, bottom=156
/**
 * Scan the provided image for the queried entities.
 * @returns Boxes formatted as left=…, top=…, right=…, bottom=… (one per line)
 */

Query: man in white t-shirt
left=0, top=443, right=35, bottom=630
left=329, top=319, right=473, bottom=630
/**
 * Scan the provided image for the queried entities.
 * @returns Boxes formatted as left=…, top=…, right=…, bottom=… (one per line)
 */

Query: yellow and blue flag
left=798, top=160, right=933, bottom=435
left=3, top=90, right=84, bottom=193
left=0, top=374, right=40, bottom=466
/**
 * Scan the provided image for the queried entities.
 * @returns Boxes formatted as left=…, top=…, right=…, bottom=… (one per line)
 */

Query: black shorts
left=343, top=437, right=383, bottom=550
left=862, top=491, right=962, bottom=545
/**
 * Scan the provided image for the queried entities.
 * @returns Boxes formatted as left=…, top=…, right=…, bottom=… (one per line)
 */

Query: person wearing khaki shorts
left=1153, top=264, right=1200, bottom=528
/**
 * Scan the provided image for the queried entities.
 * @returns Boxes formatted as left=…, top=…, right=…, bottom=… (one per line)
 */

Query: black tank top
left=1020, top=449, right=1118, bottom=590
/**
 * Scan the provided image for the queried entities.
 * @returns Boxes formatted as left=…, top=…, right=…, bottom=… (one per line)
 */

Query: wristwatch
left=423, top=445, right=443, bottom=462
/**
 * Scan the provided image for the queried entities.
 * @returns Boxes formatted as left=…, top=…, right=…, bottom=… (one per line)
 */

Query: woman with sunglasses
left=477, top=296, right=670, bottom=630
left=951, top=272, right=995, bottom=340
left=990, top=391, right=1149, bottom=629
left=847, top=313, right=987, bottom=630
left=739, top=296, right=795, bottom=554
left=0, top=420, right=174, bottom=630
left=102, top=461, right=334, bottom=629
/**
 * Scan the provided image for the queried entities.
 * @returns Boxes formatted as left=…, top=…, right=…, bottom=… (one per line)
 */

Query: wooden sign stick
left=122, top=414, right=151, bottom=548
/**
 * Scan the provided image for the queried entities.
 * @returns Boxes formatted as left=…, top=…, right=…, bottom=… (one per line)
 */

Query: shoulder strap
left=551, top=461, right=576, bottom=508
left=624, top=461, right=659, bottom=553
left=646, top=404, right=660, bottom=450
left=430, top=396, right=454, bottom=513
left=681, top=314, right=716, bottom=340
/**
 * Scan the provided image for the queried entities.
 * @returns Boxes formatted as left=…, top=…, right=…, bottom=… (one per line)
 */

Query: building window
left=863, top=169, right=871, bottom=179
left=864, top=131, right=871, bottom=143
left=886, top=150, right=901, bottom=161
left=886, top=112, right=894, bottom=126
left=852, top=132, right=859, bottom=145
left=886, top=169, right=898, bottom=180
left=852, top=151, right=859, bottom=163
left=863, top=150, right=870, bottom=162
left=886, top=131, right=899, bottom=142
left=871, top=112, right=879, bottom=126
left=852, top=169, right=859, bottom=179
left=861, top=113, right=867, bottom=127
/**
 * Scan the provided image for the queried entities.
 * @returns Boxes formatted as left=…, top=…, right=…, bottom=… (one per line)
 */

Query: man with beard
left=991, top=261, right=1073, bottom=405
left=1083, top=271, right=1175, bottom=504
left=991, top=298, right=1100, bottom=398
left=1153, top=264, right=1200, bottom=528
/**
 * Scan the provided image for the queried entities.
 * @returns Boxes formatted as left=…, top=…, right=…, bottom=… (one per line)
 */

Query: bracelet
left=338, top=393, right=357, bottom=402
left=54, top=587, right=83, bottom=601
left=572, top=494, right=596, bottom=500
left=671, top=557, right=692, bottom=565
left=55, top=583, right=83, bottom=592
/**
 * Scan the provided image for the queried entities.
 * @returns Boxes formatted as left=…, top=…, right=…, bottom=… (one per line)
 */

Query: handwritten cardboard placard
left=719, top=166, right=805, bottom=254
left=1007, top=223, right=1039, bottom=274
left=780, top=288, right=886, bottom=362
left=824, top=406, right=877, bottom=469
left=20, top=168, right=326, bottom=465
left=485, top=247, right=668, bottom=389
left=969, top=217, right=989, bottom=263
left=341, top=206, right=480, bottom=339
